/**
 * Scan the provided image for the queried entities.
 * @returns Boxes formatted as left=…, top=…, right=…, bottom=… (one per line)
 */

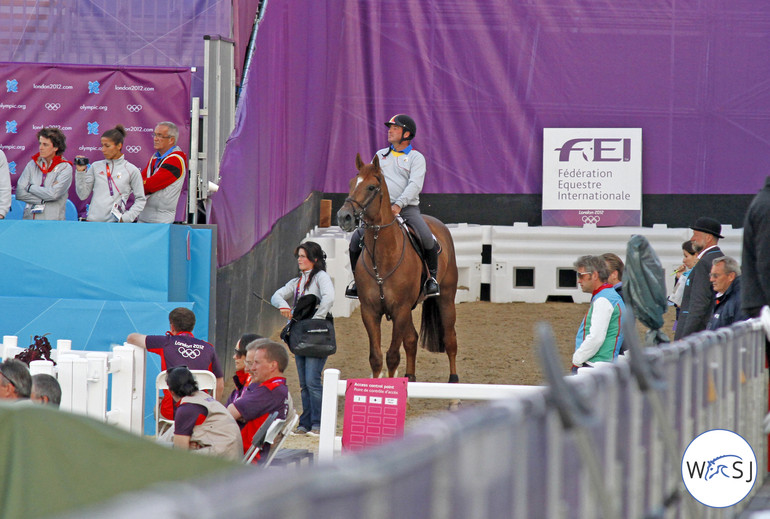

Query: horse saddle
left=398, top=216, right=442, bottom=269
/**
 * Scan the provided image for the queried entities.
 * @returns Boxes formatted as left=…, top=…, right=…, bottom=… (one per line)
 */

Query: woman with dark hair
left=270, top=241, right=334, bottom=435
left=670, top=240, right=701, bottom=332
left=75, top=124, right=146, bottom=222
left=166, top=366, right=242, bottom=460
left=16, top=127, right=73, bottom=220
left=225, top=333, right=264, bottom=406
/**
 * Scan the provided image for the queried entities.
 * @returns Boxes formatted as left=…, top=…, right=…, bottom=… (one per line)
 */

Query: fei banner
left=542, top=128, right=642, bottom=227
left=0, top=63, right=191, bottom=217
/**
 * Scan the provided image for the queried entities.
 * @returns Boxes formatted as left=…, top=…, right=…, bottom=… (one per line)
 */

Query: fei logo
left=6, top=79, right=18, bottom=93
left=87, top=121, right=99, bottom=135
left=88, top=81, right=100, bottom=94
left=681, top=429, right=756, bottom=508
left=554, top=138, right=631, bottom=162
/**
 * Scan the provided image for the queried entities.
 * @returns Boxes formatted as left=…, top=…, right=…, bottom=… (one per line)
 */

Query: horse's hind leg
left=438, top=294, right=459, bottom=383
left=361, top=308, right=384, bottom=378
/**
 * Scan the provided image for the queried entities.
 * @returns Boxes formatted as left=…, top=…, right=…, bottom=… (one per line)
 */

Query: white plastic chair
left=155, top=369, right=217, bottom=438
left=242, top=411, right=280, bottom=465
left=262, top=410, right=300, bottom=467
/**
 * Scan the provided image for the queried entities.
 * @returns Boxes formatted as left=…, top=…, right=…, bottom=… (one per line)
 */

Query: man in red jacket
left=138, top=121, right=187, bottom=223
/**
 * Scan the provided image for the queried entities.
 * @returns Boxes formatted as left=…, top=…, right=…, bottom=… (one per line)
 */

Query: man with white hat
left=674, top=217, right=724, bottom=340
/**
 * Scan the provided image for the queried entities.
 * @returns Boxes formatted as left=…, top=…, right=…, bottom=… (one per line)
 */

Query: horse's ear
left=355, top=153, right=365, bottom=171
left=372, top=154, right=380, bottom=170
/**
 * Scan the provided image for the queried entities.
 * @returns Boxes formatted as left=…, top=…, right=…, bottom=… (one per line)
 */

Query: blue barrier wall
left=0, top=220, right=214, bottom=433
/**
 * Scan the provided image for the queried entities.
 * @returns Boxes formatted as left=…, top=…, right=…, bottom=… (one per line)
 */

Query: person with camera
left=74, top=125, right=146, bottom=222
left=15, top=127, right=73, bottom=220
left=270, top=241, right=334, bottom=435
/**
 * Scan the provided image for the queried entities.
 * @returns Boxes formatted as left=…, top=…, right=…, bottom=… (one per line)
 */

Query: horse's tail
left=419, top=297, right=445, bottom=353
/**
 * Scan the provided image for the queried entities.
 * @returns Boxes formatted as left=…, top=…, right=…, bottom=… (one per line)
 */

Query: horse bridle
left=343, top=175, right=383, bottom=223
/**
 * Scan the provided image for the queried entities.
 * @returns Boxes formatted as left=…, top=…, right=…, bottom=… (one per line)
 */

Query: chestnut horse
left=337, top=153, right=459, bottom=383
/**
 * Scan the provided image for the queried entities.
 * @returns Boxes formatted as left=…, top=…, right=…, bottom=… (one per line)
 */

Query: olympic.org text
left=32, top=83, right=74, bottom=90
left=114, top=85, right=155, bottom=92
left=79, top=145, right=101, bottom=152
left=32, top=124, right=72, bottom=131
left=0, top=144, right=25, bottom=151
left=80, top=104, right=108, bottom=112
left=0, top=103, right=26, bottom=110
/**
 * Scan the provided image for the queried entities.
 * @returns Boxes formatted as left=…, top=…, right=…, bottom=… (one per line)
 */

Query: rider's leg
left=399, top=206, right=439, bottom=297
left=345, top=228, right=363, bottom=299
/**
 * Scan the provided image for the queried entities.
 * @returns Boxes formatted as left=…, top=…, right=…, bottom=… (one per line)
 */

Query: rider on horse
left=345, top=114, right=441, bottom=299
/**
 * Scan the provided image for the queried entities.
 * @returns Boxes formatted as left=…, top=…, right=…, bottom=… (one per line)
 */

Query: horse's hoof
left=448, top=374, right=459, bottom=383
left=406, top=373, right=416, bottom=382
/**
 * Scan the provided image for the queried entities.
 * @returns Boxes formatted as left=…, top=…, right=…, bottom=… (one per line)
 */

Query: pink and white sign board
left=342, top=377, right=408, bottom=453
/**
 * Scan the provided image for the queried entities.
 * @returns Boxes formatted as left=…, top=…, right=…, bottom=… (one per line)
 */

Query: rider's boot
left=424, top=242, right=440, bottom=297
left=344, top=248, right=361, bottom=299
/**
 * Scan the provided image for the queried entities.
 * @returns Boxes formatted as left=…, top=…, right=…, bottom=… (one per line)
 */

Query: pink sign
left=0, top=62, right=191, bottom=218
left=342, top=377, right=408, bottom=453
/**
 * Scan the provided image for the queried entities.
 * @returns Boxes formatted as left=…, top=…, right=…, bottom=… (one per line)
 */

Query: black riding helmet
left=385, top=114, right=416, bottom=141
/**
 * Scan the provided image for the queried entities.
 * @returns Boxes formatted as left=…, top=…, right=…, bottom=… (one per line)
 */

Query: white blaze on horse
left=337, top=153, right=459, bottom=383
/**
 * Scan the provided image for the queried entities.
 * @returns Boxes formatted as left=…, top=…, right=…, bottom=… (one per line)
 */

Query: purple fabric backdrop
left=0, top=1, right=256, bottom=95
left=0, top=63, right=191, bottom=218
left=211, top=0, right=770, bottom=266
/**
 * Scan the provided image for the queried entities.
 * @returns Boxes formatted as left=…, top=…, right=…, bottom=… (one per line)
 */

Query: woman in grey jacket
left=271, top=241, right=335, bottom=435
left=16, top=127, right=73, bottom=220
left=75, top=125, right=146, bottom=222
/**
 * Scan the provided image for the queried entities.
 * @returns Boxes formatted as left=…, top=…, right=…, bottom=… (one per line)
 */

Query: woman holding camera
left=16, top=127, right=73, bottom=220
left=75, top=125, right=146, bottom=222
left=270, top=241, right=335, bottom=435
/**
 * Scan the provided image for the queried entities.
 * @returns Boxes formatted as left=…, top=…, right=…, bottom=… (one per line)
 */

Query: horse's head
left=337, top=153, right=390, bottom=231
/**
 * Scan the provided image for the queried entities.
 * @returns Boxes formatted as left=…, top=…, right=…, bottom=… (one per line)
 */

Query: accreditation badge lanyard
left=152, top=148, right=175, bottom=176
left=38, top=159, right=53, bottom=186
left=293, top=272, right=309, bottom=310
left=105, top=162, right=122, bottom=198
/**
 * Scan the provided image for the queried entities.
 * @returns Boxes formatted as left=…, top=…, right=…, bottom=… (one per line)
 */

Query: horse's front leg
left=387, top=307, right=418, bottom=381
left=361, top=307, right=384, bottom=378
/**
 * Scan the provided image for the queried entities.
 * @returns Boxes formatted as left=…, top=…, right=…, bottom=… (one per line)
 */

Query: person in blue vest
left=572, top=255, right=625, bottom=373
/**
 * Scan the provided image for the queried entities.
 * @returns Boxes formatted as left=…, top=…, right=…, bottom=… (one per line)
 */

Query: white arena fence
left=304, top=223, right=743, bottom=317
left=0, top=336, right=146, bottom=434
left=75, top=316, right=769, bottom=519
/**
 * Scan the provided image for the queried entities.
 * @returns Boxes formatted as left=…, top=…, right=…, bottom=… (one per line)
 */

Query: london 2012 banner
left=542, top=128, right=642, bottom=227
left=0, top=62, right=191, bottom=217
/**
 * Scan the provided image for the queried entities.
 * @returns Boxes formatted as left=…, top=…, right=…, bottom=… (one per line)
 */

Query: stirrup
left=345, top=282, right=359, bottom=299
left=424, top=277, right=440, bottom=297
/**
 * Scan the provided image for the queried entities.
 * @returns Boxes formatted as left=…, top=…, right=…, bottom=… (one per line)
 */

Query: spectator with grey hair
left=30, top=373, right=62, bottom=407
left=138, top=121, right=187, bottom=223
left=707, top=256, right=747, bottom=331
left=0, top=359, right=32, bottom=400
left=572, top=255, right=625, bottom=373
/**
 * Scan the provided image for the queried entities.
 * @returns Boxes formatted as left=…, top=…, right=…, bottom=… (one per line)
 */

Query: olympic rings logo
left=178, top=347, right=202, bottom=359
left=126, top=104, right=143, bottom=112
left=45, top=103, right=61, bottom=111
left=582, top=216, right=601, bottom=225
left=124, top=145, right=142, bottom=154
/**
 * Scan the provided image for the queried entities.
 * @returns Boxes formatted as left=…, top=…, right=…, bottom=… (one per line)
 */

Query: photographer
left=75, top=125, right=145, bottom=222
